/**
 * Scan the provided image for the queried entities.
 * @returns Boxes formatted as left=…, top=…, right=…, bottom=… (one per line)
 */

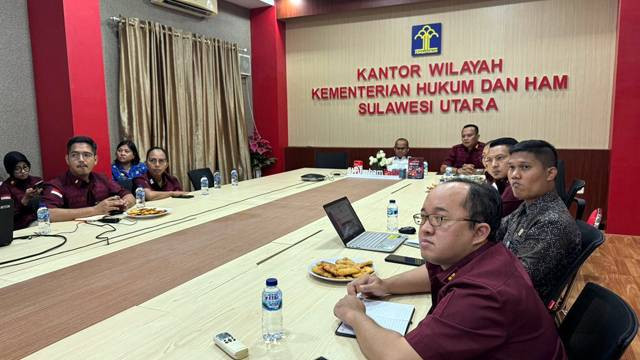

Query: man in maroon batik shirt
left=486, top=137, right=522, bottom=217
left=440, top=124, right=485, bottom=175
left=42, top=136, right=135, bottom=222
left=333, top=179, right=566, bottom=360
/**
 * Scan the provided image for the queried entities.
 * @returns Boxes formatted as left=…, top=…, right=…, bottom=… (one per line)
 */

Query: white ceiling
left=224, top=0, right=274, bottom=9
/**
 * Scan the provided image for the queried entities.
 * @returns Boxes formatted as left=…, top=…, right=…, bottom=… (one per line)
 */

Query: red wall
left=606, top=0, right=640, bottom=235
left=250, top=7, right=288, bottom=175
left=28, top=0, right=111, bottom=179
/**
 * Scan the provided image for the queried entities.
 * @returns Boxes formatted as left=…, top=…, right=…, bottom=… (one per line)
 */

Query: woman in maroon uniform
left=0, top=152, right=43, bottom=229
left=133, top=147, right=187, bottom=201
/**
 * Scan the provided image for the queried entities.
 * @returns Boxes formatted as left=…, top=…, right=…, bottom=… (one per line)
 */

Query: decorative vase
left=253, top=167, right=262, bottom=178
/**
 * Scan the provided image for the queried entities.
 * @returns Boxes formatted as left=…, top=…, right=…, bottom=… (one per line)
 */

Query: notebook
left=323, top=197, right=407, bottom=253
left=0, top=199, right=15, bottom=247
left=336, top=299, right=415, bottom=337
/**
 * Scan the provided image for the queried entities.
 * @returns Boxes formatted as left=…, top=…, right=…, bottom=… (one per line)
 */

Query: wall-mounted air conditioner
left=150, top=0, right=218, bottom=17
left=239, top=54, right=251, bottom=77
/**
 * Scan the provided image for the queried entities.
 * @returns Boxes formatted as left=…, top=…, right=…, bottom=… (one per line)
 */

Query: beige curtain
left=118, top=17, right=251, bottom=190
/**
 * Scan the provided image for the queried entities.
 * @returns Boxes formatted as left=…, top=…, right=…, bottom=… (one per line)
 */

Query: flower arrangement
left=368, top=150, right=393, bottom=169
left=249, top=131, right=277, bottom=169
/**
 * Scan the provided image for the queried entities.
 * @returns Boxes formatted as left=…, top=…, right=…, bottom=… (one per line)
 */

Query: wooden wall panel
left=276, top=0, right=443, bottom=19
left=285, top=0, right=617, bottom=150
left=286, top=147, right=610, bottom=222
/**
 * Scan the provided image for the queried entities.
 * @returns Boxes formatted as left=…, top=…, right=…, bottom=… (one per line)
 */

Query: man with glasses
left=486, top=137, right=521, bottom=217
left=497, top=140, right=580, bottom=302
left=333, top=179, right=566, bottom=359
left=42, top=136, right=135, bottom=222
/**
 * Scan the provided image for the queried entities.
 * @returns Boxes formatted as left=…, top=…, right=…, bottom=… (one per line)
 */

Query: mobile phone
left=33, top=180, right=44, bottom=190
left=171, top=194, right=194, bottom=199
left=384, top=254, right=425, bottom=267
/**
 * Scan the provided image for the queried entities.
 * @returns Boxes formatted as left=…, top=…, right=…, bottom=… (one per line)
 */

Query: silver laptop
left=0, top=199, right=15, bottom=247
left=323, top=197, right=407, bottom=253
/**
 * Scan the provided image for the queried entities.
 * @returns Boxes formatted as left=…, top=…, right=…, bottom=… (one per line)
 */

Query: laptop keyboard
left=350, top=232, right=397, bottom=249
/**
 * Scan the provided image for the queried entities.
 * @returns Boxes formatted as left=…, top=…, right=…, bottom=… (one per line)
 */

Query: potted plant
left=249, top=131, right=277, bottom=178
left=368, top=150, right=392, bottom=170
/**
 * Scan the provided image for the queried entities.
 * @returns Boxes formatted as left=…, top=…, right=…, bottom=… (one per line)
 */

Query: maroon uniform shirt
left=42, top=171, right=129, bottom=209
left=405, top=241, right=566, bottom=360
left=443, top=142, right=485, bottom=169
left=0, top=175, right=42, bottom=229
left=133, top=172, right=182, bottom=192
left=495, top=178, right=523, bottom=217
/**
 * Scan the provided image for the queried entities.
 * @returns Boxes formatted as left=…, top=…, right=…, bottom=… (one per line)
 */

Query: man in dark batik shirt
left=440, top=124, right=485, bottom=175
left=42, top=136, right=135, bottom=222
left=497, top=140, right=581, bottom=302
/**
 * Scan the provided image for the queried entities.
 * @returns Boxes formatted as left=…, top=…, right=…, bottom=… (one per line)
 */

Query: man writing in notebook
left=333, top=179, right=566, bottom=360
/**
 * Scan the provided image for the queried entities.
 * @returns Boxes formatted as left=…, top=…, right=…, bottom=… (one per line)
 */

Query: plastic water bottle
left=387, top=200, right=399, bottom=232
left=262, top=278, right=284, bottom=343
left=36, top=203, right=51, bottom=235
left=231, top=169, right=239, bottom=187
left=445, top=166, right=454, bottom=177
left=424, top=161, right=429, bottom=174
left=135, top=187, right=145, bottom=208
left=213, top=171, right=221, bottom=189
left=200, top=176, right=209, bottom=195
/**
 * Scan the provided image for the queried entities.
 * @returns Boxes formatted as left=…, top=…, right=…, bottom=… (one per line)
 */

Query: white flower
left=369, top=156, right=376, bottom=165
left=386, top=157, right=393, bottom=165
left=376, top=150, right=385, bottom=159
left=380, top=158, right=387, bottom=166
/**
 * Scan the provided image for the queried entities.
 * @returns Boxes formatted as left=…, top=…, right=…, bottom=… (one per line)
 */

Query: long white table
left=0, top=169, right=439, bottom=359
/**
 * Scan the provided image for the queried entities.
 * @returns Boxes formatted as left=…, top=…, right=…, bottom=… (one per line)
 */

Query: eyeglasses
left=148, top=158, right=167, bottom=165
left=413, top=213, right=481, bottom=227
left=14, top=165, right=30, bottom=173
left=69, top=152, right=94, bottom=160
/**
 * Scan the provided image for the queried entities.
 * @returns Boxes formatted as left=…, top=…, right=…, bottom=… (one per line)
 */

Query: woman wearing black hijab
left=0, top=152, right=42, bottom=229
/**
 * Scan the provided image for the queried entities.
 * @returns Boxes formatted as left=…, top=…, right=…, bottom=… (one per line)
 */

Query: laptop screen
left=0, top=199, right=14, bottom=247
left=322, top=197, right=365, bottom=244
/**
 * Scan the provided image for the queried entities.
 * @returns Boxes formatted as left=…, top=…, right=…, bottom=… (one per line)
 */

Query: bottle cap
left=266, top=278, right=277, bottom=286
left=389, top=200, right=396, bottom=203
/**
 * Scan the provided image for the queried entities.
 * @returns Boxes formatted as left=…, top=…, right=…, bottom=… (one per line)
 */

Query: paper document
left=336, top=299, right=415, bottom=337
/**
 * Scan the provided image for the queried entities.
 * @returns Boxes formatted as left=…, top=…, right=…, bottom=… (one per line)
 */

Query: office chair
left=565, top=179, right=586, bottom=220
left=187, top=168, right=215, bottom=190
left=559, top=282, right=638, bottom=360
left=116, top=178, right=134, bottom=195
left=314, top=151, right=348, bottom=169
left=555, top=160, right=586, bottom=219
left=546, top=220, right=605, bottom=319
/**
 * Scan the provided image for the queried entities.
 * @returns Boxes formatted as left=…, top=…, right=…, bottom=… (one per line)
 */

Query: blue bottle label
left=262, top=292, right=282, bottom=311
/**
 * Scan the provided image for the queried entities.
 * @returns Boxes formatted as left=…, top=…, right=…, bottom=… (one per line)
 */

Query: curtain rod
left=109, top=16, right=249, bottom=53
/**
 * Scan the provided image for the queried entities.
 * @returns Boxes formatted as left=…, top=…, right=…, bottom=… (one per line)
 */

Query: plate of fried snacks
left=126, top=207, right=171, bottom=219
left=309, top=257, right=375, bottom=283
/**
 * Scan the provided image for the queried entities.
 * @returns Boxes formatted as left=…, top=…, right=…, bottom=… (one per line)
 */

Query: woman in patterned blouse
left=111, top=140, right=147, bottom=182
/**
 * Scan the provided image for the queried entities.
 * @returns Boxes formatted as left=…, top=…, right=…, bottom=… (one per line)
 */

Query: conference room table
left=0, top=168, right=439, bottom=360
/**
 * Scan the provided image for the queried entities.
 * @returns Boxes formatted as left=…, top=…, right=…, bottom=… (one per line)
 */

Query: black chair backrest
left=545, top=220, right=605, bottom=308
left=565, top=179, right=586, bottom=207
left=314, top=151, right=348, bottom=169
left=559, top=282, right=638, bottom=359
left=117, top=178, right=134, bottom=195
left=187, top=168, right=214, bottom=190
left=555, top=159, right=568, bottom=203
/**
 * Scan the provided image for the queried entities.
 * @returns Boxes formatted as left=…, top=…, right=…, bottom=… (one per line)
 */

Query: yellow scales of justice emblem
left=414, top=25, right=440, bottom=55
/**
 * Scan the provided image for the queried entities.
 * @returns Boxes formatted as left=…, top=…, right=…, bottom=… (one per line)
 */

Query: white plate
left=308, top=257, right=375, bottom=283
left=126, top=207, right=172, bottom=219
